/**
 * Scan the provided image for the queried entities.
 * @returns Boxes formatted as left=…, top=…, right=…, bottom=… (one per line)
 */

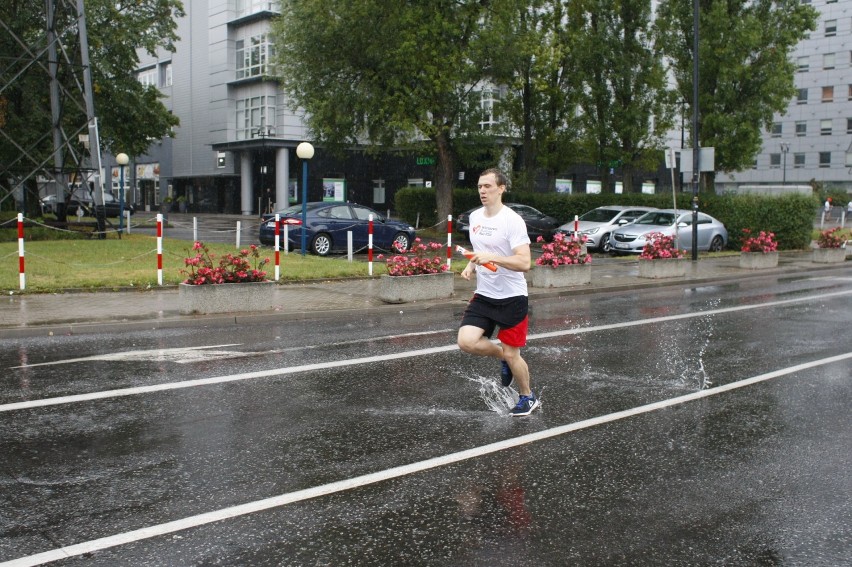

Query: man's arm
left=467, top=244, right=531, bottom=273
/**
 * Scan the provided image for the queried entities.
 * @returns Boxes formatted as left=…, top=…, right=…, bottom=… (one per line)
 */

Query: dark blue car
left=259, top=202, right=416, bottom=256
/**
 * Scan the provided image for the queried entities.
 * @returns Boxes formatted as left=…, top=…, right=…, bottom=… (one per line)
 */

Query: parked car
left=608, top=209, right=728, bottom=254
left=556, top=205, right=657, bottom=252
left=67, top=190, right=135, bottom=218
left=259, top=202, right=416, bottom=256
left=40, top=195, right=59, bottom=215
left=456, top=203, right=560, bottom=242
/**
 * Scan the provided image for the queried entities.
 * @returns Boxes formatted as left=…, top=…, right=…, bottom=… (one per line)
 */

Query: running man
left=457, top=167, right=540, bottom=416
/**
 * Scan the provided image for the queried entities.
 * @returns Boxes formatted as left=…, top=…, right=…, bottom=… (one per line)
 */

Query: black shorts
left=460, top=294, right=529, bottom=347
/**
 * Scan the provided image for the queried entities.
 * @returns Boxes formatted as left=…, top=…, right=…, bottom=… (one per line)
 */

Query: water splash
left=466, top=375, right=517, bottom=416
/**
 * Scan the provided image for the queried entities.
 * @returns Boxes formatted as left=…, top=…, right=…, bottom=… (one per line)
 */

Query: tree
left=0, top=0, right=183, bottom=206
left=486, top=0, right=585, bottom=192
left=574, top=0, right=673, bottom=193
left=271, top=0, right=495, bottom=224
left=654, top=0, right=817, bottom=184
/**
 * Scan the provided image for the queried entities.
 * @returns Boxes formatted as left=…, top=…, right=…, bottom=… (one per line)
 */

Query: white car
left=608, top=209, right=728, bottom=254
left=556, top=206, right=657, bottom=252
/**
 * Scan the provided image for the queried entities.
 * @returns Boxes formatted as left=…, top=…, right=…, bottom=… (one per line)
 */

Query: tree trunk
left=434, top=132, right=454, bottom=231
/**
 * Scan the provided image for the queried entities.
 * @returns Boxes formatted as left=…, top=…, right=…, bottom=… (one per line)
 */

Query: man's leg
left=501, top=344, right=531, bottom=396
left=457, top=325, right=503, bottom=359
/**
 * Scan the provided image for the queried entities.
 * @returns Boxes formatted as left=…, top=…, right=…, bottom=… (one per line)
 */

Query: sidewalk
left=1, top=252, right=846, bottom=338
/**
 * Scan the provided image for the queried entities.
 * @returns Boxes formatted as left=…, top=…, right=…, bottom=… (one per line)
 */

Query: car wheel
left=600, top=234, right=611, bottom=253
left=310, top=233, right=332, bottom=256
left=392, top=232, right=411, bottom=252
left=709, top=235, right=724, bottom=252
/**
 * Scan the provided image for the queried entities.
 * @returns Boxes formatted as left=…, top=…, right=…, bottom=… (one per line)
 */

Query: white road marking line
left=9, top=330, right=455, bottom=369
left=8, top=344, right=244, bottom=369
left=2, top=289, right=850, bottom=414
left=4, top=352, right=850, bottom=567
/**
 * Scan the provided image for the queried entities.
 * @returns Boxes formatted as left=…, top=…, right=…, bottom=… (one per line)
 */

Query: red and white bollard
left=446, top=214, right=453, bottom=268
left=156, top=213, right=163, bottom=285
left=17, top=213, right=25, bottom=290
left=368, top=214, right=374, bottom=276
left=573, top=215, right=579, bottom=241
left=274, top=214, right=281, bottom=281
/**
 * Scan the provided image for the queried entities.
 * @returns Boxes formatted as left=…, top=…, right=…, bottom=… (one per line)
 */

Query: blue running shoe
left=510, top=393, right=540, bottom=417
left=500, top=360, right=514, bottom=388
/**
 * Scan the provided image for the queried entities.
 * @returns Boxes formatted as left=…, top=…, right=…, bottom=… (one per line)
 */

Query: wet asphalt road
left=1, top=270, right=851, bottom=566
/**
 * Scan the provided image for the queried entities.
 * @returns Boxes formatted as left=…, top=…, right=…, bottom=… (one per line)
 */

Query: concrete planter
left=378, top=272, right=454, bottom=304
left=637, top=258, right=687, bottom=279
left=739, top=251, right=779, bottom=270
left=812, top=247, right=846, bottom=264
left=179, top=280, right=275, bottom=314
left=530, top=263, right=592, bottom=288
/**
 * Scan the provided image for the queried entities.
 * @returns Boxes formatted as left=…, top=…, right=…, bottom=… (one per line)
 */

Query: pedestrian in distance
left=824, top=197, right=832, bottom=221
left=457, top=167, right=540, bottom=417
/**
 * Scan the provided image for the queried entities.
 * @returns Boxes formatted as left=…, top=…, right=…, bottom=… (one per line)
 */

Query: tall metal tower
left=0, top=0, right=104, bottom=220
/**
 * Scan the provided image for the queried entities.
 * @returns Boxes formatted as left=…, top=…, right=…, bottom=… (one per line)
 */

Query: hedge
left=394, top=188, right=818, bottom=250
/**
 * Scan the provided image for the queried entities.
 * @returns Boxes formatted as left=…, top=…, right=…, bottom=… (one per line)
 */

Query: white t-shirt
left=468, top=205, right=530, bottom=299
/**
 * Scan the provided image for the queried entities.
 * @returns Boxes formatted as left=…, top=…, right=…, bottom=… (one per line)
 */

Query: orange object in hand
left=456, top=245, right=497, bottom=272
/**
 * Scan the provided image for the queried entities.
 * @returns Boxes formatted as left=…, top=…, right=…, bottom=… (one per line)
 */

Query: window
left=769, top=153, right=781, bottom=168
left=825, top=19, right=837, bottom=37
left=793, top=153, right=805, bottom=168
left=822, top=86, right=833, bottom=103
left=478, top=88, right=500, bottom=129
left=771, top=123, right=782, bottom=137
left=138, top=67, right=156, bottom=87
left=819, top=152, right=831, bottom=168
left=821, top=119, right=832, bottom=135
left=751, top=158, right=758, bottom=170
left=236, top=34, right=273, bottom=79
left=797, top=56, right=809, bottom=72
left=235, top=95, right=276, bottom=140
left=235, top=0, right=280, bottom=18
left=823, top=53, right=835, bottom=70
left=848, top=118, right=852, bottom=134
left=796, top=121, right=807, bottom=136
left=797, top=88, right=808, bottom=104
left=159, top=62, right=172, bottom=88
left=848, top=84, right=852, bottom=101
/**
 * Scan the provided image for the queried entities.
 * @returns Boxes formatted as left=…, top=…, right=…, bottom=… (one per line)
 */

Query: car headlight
left=582, top=228, right=599, bottom=235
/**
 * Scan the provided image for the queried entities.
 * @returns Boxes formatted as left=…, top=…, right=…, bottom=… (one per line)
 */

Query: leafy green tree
left=574, top=0, right=673, bottom=193
left=271, top=0, right=495, bottom=223
left=486, top=0, right=585, bottom=192
left=654, top=0, right=817, bottom=183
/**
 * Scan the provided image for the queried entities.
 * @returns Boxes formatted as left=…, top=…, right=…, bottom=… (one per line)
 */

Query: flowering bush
left=740, top=229, right=778, bottom=253
left=181, top=241, right=270, bottom=285
left=535, top=232, right=592, bottom=267
left=380, top=238, right=449, bottom=276
left=639, top=232, right=685, bottom=260
left=817, top=227, right=846, bottom=249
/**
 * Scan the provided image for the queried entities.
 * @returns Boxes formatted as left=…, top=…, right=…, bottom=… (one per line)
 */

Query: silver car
left=556, top=205, right=657, bottom=252
left=608, top=209, right=728, bottom=254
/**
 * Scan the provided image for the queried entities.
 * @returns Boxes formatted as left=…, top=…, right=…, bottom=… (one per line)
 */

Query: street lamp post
left=780, top=142, right=790, bottom=185
left=116, top=153, right=129, bottom=234
left=296, top=142, right=314, bottom=255
left=252, top=126, right=274, bottom=215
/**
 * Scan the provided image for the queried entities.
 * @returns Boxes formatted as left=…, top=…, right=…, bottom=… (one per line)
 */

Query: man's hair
left=480, top=167, right=509, bottom=189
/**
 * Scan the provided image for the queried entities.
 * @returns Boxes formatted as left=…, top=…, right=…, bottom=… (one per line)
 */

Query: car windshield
left=634, top=212, right=676, bottom=226
left=579, top=209, right=620, bottom=222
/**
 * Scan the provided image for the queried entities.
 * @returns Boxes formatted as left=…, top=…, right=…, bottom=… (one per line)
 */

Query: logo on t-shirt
left=472, top=224, right=496, bottom=237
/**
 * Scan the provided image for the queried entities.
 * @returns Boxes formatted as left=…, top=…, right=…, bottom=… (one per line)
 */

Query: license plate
left=615, top=242, right=629, bottom=249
